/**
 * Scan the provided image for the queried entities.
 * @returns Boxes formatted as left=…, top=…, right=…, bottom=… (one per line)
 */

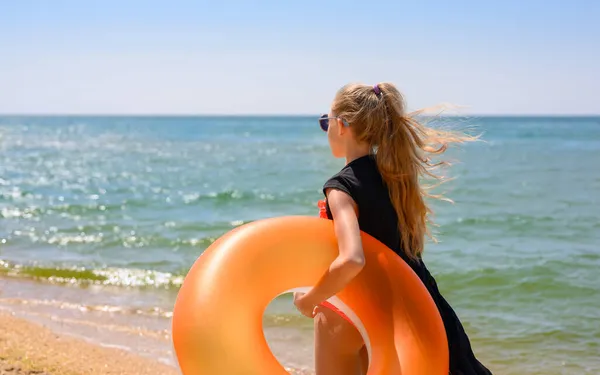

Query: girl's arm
left=296, top=188, right=365, bottom=309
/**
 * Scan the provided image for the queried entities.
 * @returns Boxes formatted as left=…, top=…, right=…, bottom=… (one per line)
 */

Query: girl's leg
left=313, top=305, right=366, bottom=375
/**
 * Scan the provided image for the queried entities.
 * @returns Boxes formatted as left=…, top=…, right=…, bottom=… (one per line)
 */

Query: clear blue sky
left=0, top=0, right=598, bottom=115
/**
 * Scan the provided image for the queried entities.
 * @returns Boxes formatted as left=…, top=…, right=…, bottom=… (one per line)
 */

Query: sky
left=0, top=0, right=598, bottom=115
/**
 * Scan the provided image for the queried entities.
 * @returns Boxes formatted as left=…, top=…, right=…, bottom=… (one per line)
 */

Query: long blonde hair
left=332, top=82, right=478, bottom=260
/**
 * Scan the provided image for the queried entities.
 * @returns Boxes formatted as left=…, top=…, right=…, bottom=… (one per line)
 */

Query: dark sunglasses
left=319, top=114, right=349, bottom=132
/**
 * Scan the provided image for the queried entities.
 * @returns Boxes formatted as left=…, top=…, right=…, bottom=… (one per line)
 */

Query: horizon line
left=1, top=113, right=599, bottom=118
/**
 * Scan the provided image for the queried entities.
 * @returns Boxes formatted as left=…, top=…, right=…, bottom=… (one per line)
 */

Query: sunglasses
left=319, top=114, right=350, bottom=132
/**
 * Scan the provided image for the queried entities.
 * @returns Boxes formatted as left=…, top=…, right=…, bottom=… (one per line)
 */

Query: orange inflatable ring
left=172, top=216, right=448, bottom=374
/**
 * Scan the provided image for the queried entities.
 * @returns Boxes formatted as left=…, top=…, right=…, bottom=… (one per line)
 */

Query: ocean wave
left=3, top=220, right=249, bottom=251
left=0, top=297, right=174, bottom=319
left=438, top=212, right=597, bottom=238
left=435, top=262, right=599, bottom=301
left=0, top=259, right=184, bottom=289
left=0, top=188, right=299, bottom=212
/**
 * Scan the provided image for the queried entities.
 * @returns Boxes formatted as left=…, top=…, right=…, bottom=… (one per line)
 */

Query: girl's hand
left=293, top=292, right=317, bottom=318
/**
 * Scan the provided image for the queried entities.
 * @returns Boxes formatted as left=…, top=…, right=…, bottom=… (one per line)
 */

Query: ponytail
left=332, top=83, right=478, bottom=260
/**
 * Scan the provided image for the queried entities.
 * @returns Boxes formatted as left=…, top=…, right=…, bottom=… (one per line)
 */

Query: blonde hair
left=332, top=82, right=478, bottom=260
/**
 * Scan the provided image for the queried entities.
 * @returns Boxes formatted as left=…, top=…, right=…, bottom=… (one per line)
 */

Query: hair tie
left=373, top=84, right=381, bottom=96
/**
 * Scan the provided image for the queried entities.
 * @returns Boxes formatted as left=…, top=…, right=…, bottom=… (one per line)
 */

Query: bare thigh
left=313, top=306, right=367, bottom=375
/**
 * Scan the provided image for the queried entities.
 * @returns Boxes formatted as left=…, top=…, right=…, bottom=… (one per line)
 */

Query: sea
left=0, top=115, right=599, bottom=374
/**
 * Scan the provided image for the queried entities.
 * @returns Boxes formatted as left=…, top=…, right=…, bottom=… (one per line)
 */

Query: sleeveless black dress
left=322, top=155, right=492, bottom=375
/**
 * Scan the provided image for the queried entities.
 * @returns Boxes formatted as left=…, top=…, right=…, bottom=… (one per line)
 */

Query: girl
left=293, top=82, right=492, bottom=375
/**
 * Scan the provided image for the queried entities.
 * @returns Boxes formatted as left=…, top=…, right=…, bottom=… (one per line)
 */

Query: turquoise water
left=1, top=115, right=599, bottom=373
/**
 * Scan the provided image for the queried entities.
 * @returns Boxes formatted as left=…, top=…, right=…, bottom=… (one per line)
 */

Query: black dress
left=322, top=155, right=492, bottom=375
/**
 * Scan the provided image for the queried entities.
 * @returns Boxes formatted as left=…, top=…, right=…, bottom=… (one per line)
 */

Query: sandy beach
left=0, top=311, right=179, bottom=375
